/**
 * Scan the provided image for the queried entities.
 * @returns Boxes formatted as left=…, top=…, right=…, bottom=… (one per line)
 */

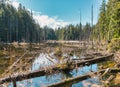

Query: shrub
left=108, top=38, right=120, bottom=52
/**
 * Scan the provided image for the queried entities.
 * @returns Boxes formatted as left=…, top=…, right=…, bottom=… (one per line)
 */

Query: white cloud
left=7, top=0, right=19, bottom=9
left=12, top=2, right=19, bottom=9
left=12, top=1, right=19, bottom=9
left=8, top=0, right=69, bottom=29
left=33, top=13, right=68, bottom=29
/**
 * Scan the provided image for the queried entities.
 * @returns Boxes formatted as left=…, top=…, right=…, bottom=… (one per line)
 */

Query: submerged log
left=0, top=54, right=114, bottom=84
left=12, top=79, right=17, bottom=87
left=47, top=68, right=120, bottom=87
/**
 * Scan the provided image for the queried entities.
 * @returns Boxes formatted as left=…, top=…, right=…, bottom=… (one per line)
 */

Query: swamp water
left=8, top=53, right=101, bottom=87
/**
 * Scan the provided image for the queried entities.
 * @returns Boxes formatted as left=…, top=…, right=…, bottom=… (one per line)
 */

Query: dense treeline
left=93, top=0, right=120, bottom=41
left=0, top=1, right=45, bottom=43
left=0, top=0, right=120, bottom=43
left=0, top=1, right=58, bottom=43
left=0, top=1, right=92, bottom=43
left=56, top=0, right=120, bottom=42
left=55, top=23, right=91, bottom=40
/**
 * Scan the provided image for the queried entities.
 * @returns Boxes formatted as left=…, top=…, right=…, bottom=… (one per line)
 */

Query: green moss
left=108, top=38, right=120, bottom=52
left=98, top=61, right=115, bottom=69
left=54, top=47, right=63, bottom=57
left=57, top=64, right=68, bottom=69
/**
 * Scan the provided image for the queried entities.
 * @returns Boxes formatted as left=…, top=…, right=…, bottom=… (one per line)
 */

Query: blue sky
left=12, top=0, right=104, bottom=28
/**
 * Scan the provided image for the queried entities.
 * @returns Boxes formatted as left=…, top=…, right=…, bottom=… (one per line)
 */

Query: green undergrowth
left=108, top=38, right=120, bottom=52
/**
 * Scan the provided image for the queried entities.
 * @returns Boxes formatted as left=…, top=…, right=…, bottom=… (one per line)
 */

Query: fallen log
left=47, top=68, right=120, bottom=87
left=101, top=75, right=114, bottom=87
left=69, top=53, right=114, bottom=70
left=65, top=54, right=114, bottom=70
left=100, top=68, right=110, bottom=77
left=0, top=54, right=114, bottom=85
left=47, top=73, right=91, bottom=87
left=106, top=75, right=114, bottom=82
left=1, top=51, right=28, bottom=77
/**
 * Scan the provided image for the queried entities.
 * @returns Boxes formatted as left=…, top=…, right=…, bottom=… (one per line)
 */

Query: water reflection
left=8, top=53, right=100, bottom=87
left=31, top=53, right=56, bottom=71
left=72, top=77, right=100, bottom=87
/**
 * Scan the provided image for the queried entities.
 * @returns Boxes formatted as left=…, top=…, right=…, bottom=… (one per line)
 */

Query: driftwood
left=0, top=54, right=114, bottom=85
left=47, top=68, right=120, bottom=87
left=100, top=68, right=110, bottom=77
left=106, top=75, right=114, bottom=82
left=102, top=75, right=114, bottom=86
left=1, top=51, right=28, bottom=77
left=46, top=54, right=57, bottom=64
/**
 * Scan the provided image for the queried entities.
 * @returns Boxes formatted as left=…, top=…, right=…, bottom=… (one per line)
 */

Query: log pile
left=0, top=54, right=114, bottom=85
